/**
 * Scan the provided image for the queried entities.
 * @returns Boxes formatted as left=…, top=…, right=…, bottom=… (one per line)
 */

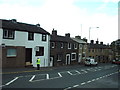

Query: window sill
left=7, top=56, right=16, bottom=58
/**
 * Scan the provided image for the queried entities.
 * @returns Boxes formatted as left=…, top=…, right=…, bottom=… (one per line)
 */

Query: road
left=1, top=63, right=120, bottom=89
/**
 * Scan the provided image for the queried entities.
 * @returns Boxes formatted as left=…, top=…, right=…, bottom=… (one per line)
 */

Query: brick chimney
left=96, top=41, right=99, bottom=44
left=65, top=33, right=70, bottom=37
left=100, top=42, right=103, bottom=45
left=52, top=28, right=57, bottom=35
left=91, top=40, right=94, bottom=44
left=75, top=36, right=81, bottom=39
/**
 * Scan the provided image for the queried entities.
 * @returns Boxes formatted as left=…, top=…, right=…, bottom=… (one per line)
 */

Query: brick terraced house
left=50, top=29, right=79, bottom=66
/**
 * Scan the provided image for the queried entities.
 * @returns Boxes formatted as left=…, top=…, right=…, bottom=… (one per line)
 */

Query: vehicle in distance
left=112, top=59, right=120, bottom=65
left=85, top=58, right=98, bottom=66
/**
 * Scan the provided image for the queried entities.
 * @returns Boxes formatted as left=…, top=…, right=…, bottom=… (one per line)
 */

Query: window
left=3, top=29, right=15, bottom=39
left=51, top=42, right=55, bottom=48
left=42, top=34, right=47, bottom=41
left=36, top=47, right=44, bottom=56
left=79, top=44, right=82, bottom=49
left=68, top=43, right=71, bottom=49
left=71, top=53, right=76, bottom=60
left=28, top=32, right=34, bottom=40
left=61, top=43, right=63, bottom=48
left=57, top=54, right=62, bottom=61
left=74, top=44, right=77, bottom=49
left=7, top=48, right=17, bottom=57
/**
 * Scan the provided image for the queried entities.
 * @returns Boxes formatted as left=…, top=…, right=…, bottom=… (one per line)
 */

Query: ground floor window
left=57, top=54, right=62, bottom=61
left=36, top=47, right=44, bottom=56
left=71, top=53, right=76, bottom=60
left=7, top=48, right=17, bottom=57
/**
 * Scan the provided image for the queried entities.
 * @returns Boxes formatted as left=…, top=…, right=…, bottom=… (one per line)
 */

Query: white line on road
left=75, top=70, right=81, bottom=74
left=87, top=81, right=91, bottom=83
left=5, top=77, right=19, bottom=86
left=58, top=72, right=62, bottom=77
left=46, top=74, right=49, bottom=79
left=73, top=85, right=79, bottom=87
left=92, top=79, right=95, bottom=81
left=81, top=82, right=86, bottom=85
left=81, top=70, right=88, bottom=73
left=67, top=71, right=73, bottom=75
left=29, top=75, right=35, bottom=82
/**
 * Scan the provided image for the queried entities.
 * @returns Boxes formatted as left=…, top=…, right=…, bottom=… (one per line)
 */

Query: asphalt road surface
left=1, top=63, right=120, bottom=90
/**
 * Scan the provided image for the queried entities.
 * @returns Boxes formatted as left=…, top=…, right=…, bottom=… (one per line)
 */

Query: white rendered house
left=0, top=19, right=50, bottom=68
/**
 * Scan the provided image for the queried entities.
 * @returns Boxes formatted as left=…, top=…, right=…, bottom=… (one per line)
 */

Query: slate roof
left=50, top=35, right=77, bottom=43
left=88, top=43, right=111, bottom=49
left=0, top=19, right=50, bottom=35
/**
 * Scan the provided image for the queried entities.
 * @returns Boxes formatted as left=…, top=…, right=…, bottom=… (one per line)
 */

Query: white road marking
left=81, top=82, right=86, bottom=85
left=5, top=77, right=19, bottom=85
left=75, top=70, right=81, bottom=74
left=81, top=70, right=87, bottom=73
left=64, top=87, right=72, bottom=90
left=67, top=71, right=73, bottom=75
left=73, top=85, right=79, bottom=87
left=96, top=78, right=100, bottom=80
left=58, top=72, right=62, bottom=77
left=29, top=75, right=35, bottom=82
left=87, top=81, right=91, bottom=83
left=46, top=74, right=49, bottom=79
left=92, top=79, right=95, bottom=81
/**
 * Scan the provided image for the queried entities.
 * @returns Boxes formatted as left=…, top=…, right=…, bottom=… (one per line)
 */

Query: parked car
left=85, top=58, right=98, bottom=66
left=112, top=59, right=120, bottom=65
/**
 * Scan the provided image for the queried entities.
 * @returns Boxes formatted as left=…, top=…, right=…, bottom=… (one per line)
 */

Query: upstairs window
left=68, top=43, right=71, bottom=49
left=28, top=32, right=34, bottom=40
left=3, top=29, right=15, bottom=39
left=74, top=44, right=77, bottom=49
left=42, top=34, right=47, bottom=41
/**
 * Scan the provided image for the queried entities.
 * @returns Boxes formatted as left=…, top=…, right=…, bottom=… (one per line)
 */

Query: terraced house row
left=0, top=19, right=113, bottom=68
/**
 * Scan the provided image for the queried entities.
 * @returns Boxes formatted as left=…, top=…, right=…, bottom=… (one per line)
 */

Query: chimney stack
left=100, top=42, right=103, bottom=45
left=75, top=36, right=81, bottom=39
left=52, top=28, right=57, bottom=35
left=65, top=33, right=70, bottom=37
left=91, top=40, right=94, bottom=44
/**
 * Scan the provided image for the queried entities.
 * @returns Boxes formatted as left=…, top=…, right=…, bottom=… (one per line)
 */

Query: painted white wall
left=0, top=29, right=3, bottom=45
left=1, top=29, right=50, bottom=67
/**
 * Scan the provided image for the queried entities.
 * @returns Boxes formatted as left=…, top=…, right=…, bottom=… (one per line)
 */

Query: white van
left=85, top=58, right=98, bottom=66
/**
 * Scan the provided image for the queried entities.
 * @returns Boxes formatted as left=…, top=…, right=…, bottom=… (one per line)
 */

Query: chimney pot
left=65, top=33, right=70, bottom=37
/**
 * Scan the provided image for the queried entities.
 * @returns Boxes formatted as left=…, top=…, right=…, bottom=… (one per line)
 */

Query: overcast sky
left=0, top=0, right=119, bottom=44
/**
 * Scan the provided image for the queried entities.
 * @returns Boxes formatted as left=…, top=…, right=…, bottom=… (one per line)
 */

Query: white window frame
left=71, top=53, right=76, bottom=61
left=7, top=48, right=17, bottom=57
left=57, top=54, right=62, bottom=61
left=61, top=43, right=63, bottom=48
left=3, top=30, right=14, bottom=39
left=51, top=42, right=55, bottom=48
left=79, top=44, right=82, bottom=49
left=68, top=43, right=71, bottom=49
left=74, top=44, right=77, bottom=49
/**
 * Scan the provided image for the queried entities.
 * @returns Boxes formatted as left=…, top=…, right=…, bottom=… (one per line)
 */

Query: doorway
left=50, top=57, right=53, bottom=67
left=25, top=48, right=32, bottom=66
left=66, top=54, right=70, bottom=65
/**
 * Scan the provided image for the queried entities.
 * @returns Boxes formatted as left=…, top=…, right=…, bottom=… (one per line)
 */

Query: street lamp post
left=89, top=27, right=99, bottom=43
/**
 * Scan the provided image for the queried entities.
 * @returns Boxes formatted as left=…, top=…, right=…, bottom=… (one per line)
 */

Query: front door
left=78, top=54, right=82, bottom=63
left=25, top=48, right=32, bottom=66
left=66, top=54, right=70, bottom=65
left=50, top=57, right=53, bottom=67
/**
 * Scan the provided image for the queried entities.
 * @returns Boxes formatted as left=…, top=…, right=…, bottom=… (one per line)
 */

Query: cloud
left=0, top=0, right=118, bottom=44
